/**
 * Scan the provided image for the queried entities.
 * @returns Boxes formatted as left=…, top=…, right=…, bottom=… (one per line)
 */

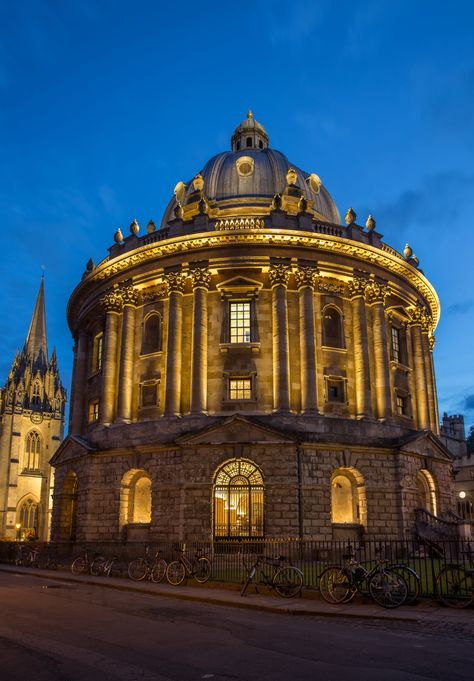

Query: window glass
left=92, top=332, right=103, bottom=372
left=323, top=308, right=344, bottom=348
left=214, top=460, right=264, bottom=538
left=391, top=327, right=400, bottom=363
left=229, top=302, right=251, bottom=343
left=141, top=314, right=162, bottom=355
left=88, top=399, right=99, bottom=423
left=229, top=378, right=252, bottom=400
left=24, top=431, right=41, bottom=470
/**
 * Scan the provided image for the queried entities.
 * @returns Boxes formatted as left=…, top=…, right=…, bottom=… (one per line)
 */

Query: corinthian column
left=269, top=262, right=291, bottom=412
left=366, top=280, right=391, bottom=420
left=164, top=271, right=187, bottom=416
left=69, top=329, right=88, bottom=434
left=295, top=266, right=318, bottom=413
left=100, top=285, right=123, bottom=425
left=348, top=275, right=372, bottom=418
left=427, top=333, right=440, bottom=434
left=117, top=284, right=139, bottom=423
left=409, top=304, right=430, bottom=430
left=190, top=267, right=211, bottom=414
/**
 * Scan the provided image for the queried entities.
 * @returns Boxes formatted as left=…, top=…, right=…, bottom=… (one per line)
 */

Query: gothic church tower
left=0, top=277, right=66, bottom=540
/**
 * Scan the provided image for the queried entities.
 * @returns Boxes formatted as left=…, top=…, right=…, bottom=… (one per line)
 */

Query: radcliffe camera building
left=0, top=279, right=66, bottom=540
left=51, top=113, right=453, bottom=544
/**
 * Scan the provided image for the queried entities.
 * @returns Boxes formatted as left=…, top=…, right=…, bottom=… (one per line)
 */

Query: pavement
left=1, top=563, right=473, bottom=626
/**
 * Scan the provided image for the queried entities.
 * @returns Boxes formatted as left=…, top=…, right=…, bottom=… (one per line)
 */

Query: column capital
left=428, top=333, right=436, bottom=351
left=101, top=284, right=123, bottom=313
left=365, top=280, right=389, bottom=305
left=164, top=271, right=187, bottom=293
left=269, top=263, right=291, bottom=288
left=347, top=275, right=369, bottom=299
left=408, top=302, right=432, bottom=331
left=120, top=283, right=140, bottom=307
left=190, top=267, right=212, bottom=290
left=294, top=266, right=318, bottom=290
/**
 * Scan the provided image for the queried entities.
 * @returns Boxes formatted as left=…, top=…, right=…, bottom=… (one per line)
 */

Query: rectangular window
left=396, top=395, right=406, bottom=416
left=88, top=399, right=99, bottom=422
left=229, top=302, right=251, bottom=343
left=229, top=378, right=252, bottom=400
left=140, top=382, right=159, bottom=408
left=391, top=327, right=400, bottom=363
left=327, top=379, right=345, bottom=403
left=92, top=332, right=103, bottom=373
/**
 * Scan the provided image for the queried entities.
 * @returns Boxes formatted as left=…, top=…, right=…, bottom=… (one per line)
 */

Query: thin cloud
left=465, top=395, right=474, bottom=411
left=446, top=300, right=474, bottom=317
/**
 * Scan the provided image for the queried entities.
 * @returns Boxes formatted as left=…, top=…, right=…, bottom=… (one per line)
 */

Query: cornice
left=70, top=228, right=440, bottom=328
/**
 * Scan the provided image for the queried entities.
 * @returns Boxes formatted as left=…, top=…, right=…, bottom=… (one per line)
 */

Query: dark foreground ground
left=1, top=571, right=473, bottom=681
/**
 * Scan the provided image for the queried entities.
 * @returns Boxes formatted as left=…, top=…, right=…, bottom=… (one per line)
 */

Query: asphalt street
left=1, top=572, right=473, bottom=681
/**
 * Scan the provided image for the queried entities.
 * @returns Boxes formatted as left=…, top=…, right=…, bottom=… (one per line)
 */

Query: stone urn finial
left=114, top=228, right=124, bottom=244
left=366, top=214, right=375, bottom=232
left=146, top=219, right=156, bottom=234
left=344, top=207, right=357, bottom=225
left=130, top=219, right=139, bottom=236
left=403, top=243, right=413, bottom=259
left=193, top=173, right=205, bottom=192
left=286, top=168, right=298, bottom=186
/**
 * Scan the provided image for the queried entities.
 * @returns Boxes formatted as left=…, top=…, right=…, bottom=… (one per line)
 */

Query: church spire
left=24, top=276, right=48, bottom=365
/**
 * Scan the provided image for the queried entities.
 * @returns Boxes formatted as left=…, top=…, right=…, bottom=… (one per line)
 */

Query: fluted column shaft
left=100, top=308, right=121, bottom=425
left=164, top=273, right=186, bottom=416
left=349, top=279, right=371, bottom=417
left=117, top=300, right=137, bottom=423
left=69, top=330, right=88, bottom=434
left=270, top=264, right=291, bottom=412
left=411, top=322, right=429, bottom=429
left=296, top=267, right=317, bottom=413
left=190, top=269, right=211, bottom=414
left=425, top=335, right=439, bottom=433
left=367, top=282, right=391, bottom=420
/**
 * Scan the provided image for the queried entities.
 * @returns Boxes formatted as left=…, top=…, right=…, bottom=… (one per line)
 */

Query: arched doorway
left=417, top=469, right=438, bottom=516
left=213, top=459, right=264, bottom=539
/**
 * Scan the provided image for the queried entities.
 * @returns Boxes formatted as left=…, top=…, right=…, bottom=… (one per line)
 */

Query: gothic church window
left=24, top=431, right=41, bottom=471
left=18, top=498, right=39, bottom=539
left=31, top=382, right=41, bottom=406
left=213, top=460, right=264, bottom=539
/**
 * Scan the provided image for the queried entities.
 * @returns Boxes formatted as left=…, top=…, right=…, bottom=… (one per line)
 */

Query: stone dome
left=160, top=114, right=341, bottom=228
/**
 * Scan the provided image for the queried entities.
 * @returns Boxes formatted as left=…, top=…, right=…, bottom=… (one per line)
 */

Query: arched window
left=18, top=498, right=39, bottom=539
left=141, top=313, right=162, bottom=355
left=322, top=306, right=344, bottom=348
left=24, top=431, right=41, bottom=470
left=58, top=471, right=78, bottom=541
left=213, top=459, right=264, bottom=538
left=31, top=382, right=41, bottom=406
left=331, top=468, right=367, bottom=526
left=246, top=136, right=252, bottom=147
left=120, top=470, right=152, bottom=530
left=416, top=469, right=438, bottom=516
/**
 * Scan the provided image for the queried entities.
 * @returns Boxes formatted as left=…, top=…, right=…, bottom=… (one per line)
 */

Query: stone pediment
left=49, top=435, right=95, bottom=466
left=176, top=415, right=295, bottom=445
left=399, top=430, right=453, bottom=461
left=216, top=275, right=263, bottom=293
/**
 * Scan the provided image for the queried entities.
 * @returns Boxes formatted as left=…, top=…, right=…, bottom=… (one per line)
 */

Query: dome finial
left=247, top=110, right=253, bottom=120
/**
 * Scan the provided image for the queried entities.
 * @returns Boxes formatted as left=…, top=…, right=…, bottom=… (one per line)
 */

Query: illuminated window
left=91, top=332, right=103, bottom=373
left=213, top=459, right=264, bottom=538
left=140, top=381, right=159, bottom=408
left=322, top=307, right=344, bottom=348
left=331, top=468, right=367, bottom=527
left=141, top=313, right=162, bottom=355
left=18, top=498, right=39, bottom=538
left=229, top=302, right=251, bottom=343
left=229, top=378, right=252, bottom=400
left=392, top=327, right=400, bottom=363
left=396, top=395, right=406, bottom=416
left=24, top=431, right=41, bottom=470
left=120, top=470, right=152, bottom=529
left=88, top=399, right=99, bottom=423
left=31, top=382, right=41, bottom=406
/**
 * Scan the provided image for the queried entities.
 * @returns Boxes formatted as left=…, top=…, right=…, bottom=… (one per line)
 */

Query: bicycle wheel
left=437, top=566, right=474, bottom=608
left=319, top=567, right=354, bottom=604
left=90, top=556, right=106, bottom=577
left=71, top=557, right=87, bottom=575
left=241, top=565, right=256, bottom=596
left=151, top=559, right=168, bottom=583
left=194, top=557, right=211, bottom=584
left=128, top=558, right=148, bottom=581
left=391, top=565, right=421, bottom=605
left=368, top=569, right=408, bottom=608
left=166, top=560, right=186, bottom=585
left=273, top=566, right=303, bottom=598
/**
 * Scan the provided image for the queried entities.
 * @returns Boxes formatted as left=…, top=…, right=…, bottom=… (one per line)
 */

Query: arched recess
left=416, top=469, right=438, bottom=516
left=119, top=469, right=152, bottom=531
left=23, top=430, right=42, bottom=471
left=57, top=471, right=78, bottom=541
left=322, top=305, right=345, bottom=348
left=213, top=459, right=264, bottom=539
left=141, top=312, right=162, bottom=355
left=17, top=495, right=40, bottom=540
left=331, top=467, right=367, bottom=527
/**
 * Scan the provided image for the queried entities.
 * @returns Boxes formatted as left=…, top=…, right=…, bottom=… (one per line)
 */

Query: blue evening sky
left=1, top=0, right=473, bottom=432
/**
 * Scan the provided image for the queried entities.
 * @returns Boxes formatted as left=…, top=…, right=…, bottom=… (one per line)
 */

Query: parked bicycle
left=240, top=555, right=303, bottom=598
left=71, top=551, right=106, bottom=576
left=435, top=551, right=474, bottom=608
left=166, top=546, right=211, bottom=586
left=319, top=545, right=408, bottom=608
left=90, top=555, right=118, bottom=577
left=128, top=547, right=167, bottom=583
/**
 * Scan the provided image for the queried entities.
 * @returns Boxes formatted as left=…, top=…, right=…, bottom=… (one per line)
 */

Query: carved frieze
left=317, top=276, right=346, bottom=295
